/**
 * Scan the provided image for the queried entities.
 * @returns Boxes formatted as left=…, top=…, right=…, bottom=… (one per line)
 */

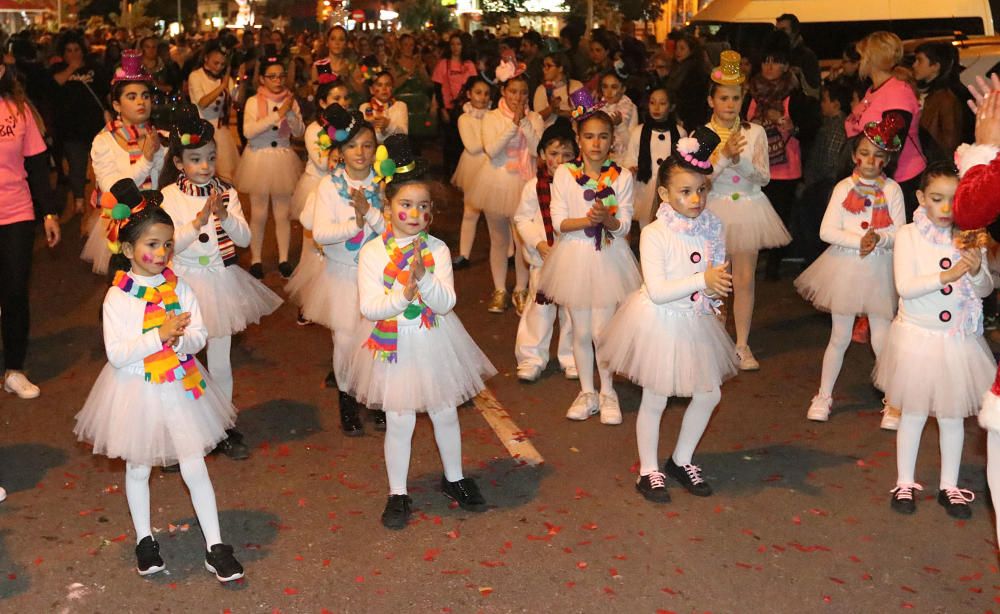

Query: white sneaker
left=566, top=392, right=598, bottom=420
left=4, top=372, right=39, bottom=399
left=563, top=366, right=579, bottom=380
left=516, top=364, right=543, bottom=382
left=880, top=399, right=901, bottom=431
left=735, top=346, right=760, bottom=371
left=599, top=392, right=623, bottom=425
left=806, top=394, right=832, bottom=422
left=0, top=487, right=6, bottom=503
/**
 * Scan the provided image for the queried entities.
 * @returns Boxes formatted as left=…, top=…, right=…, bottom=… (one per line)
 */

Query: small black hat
left=673, top=125, right=720, bottom=175
left=376, top=134, right=428, bottom=184
left=538, top=118, right=578, bottom=156
left=320, top=103, right=370, bottom=148
left=169, top=115, right=215, bottom=150
left=110, top=178, right=144, bottom=209
left=140, top=189, right=164, bottom=208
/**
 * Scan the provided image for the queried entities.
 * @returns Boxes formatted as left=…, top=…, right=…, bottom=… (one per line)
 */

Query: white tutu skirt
left=214, top=126, right=241, bottom=184
left=600, top=291, right=738, bottom=397
left=74, top=363, right=236, bottom=466
left=468, top=166, right=526, bottom=217
left=80, top=217, right=112, bottom=275
left=538, top=238, right=642, bottom=309
left=294, top=256, right=360, bottom=332
left=707, top=192, right=791, bottom=253
left=874, top=320, right=997, bottom=418
left=632, top=180, right=659, bottom=228
left=291, top=172, right=321, bottom=221
left=794, top=246, right=897, bottom=319
left=451, top=152, right=486, bottom=193
left=284, top=244, right=325, bottom=308
left=174, top=264, right=282, bottom=338
left=346, top=315, right=497, bottom=414
left=235, top=146, right=302, bottom=196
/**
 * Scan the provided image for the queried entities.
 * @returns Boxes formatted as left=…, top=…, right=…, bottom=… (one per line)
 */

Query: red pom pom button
left=941, top=284, right=953, bottom=295
left=939, top=257, right=952, bottom=270
left=939, top=310, right=952, bottom=322
left=860, top=221, right=869, bottom=229
left=690, top=252, right=701, bottom=263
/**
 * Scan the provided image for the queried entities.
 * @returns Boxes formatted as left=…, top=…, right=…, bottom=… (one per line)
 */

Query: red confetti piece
left=576, top=561, right=588, bottom=569
left=900, top=586, right=917, bottom=594
left=284, top=587, right=299, bottom=595
left=480, top=560, right=505, bottom=568
left=792, top=516, right=802, bottom=525
left=822, top=596, right=832, bottom=604
left=424, top=549, right=441, bottom=562
left=565, top=581, right=576, bottom=588
left=355, top=576, right=364, bottom=583
left=33, top=558, right=42, bottom=566
left=581, top=522, right=598, bottom=531
left=478, top=587, right=493, bottom=596
left=661, top=587, right=677, bottom=595
left=603, top=587, right=616, bottom=595
left=446, top=529, right=460, bottom=539
left=110, top=534, right=127, bottom=542
left=922, top=566, right=940, bottom=574
left=323, top=559, right=331, bottom=567
left=829, top=577, right=845, bottom=585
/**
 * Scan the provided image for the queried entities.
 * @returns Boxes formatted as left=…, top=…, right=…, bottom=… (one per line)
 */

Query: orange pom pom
left=100, top=192, right=118, bottom=210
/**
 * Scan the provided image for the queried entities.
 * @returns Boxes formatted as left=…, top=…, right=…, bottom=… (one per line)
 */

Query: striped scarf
left=369, top=97, right=395, bottom=114
left=535, top=163, right=555, bottom=306
left=176, top=174, right=238, bottom=267
left=842, top=172, right=893, bottom=230
left=567, top=158, right=621, bottom=250
left=112, top=269, right=207, bottom=400
left=708, top=117, right=740, bottom=165
left=108, top=120, right=155, bottom=187
left=364, top=227, right=437, bottom=363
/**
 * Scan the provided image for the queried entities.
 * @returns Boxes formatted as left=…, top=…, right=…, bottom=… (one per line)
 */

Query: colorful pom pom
left=110, top=203, right=131, bottom=220
left=379, top=158, right=397, bottom=177
left=335, top=128, right=349, bottom=142
left=375, top=145, right=389, bottom=163
left=107, top=240, right=121, bottom=254
left=100, top=191, right=118, bottom=209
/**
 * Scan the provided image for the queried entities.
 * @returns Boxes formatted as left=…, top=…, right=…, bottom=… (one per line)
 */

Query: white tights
left=483, top=211, right=527, bottom=293
left=730, top=250, right=757, bottom=348
left=125, top=458, right=222, bottom=549
left=988, top=431, right=1000, bottom=545
left=568, top=306, right=617, bottom=396
left=895, top=414, right=965, bottom=489
left=458, top=198, right=481, bottom=259
left=818, top=313, right=891, bottom=397
left=206, top=336, right=233, bottom=403
left=384, top=408, right=464, bottom=495
left=249, top=192, right=291, bottom=264
left=636, top=387, right=721, bottom=474
left=331, top=328, right=353, bottom=390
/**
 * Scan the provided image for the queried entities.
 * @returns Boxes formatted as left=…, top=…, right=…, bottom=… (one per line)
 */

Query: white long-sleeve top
left=603, top=95, right=638, bottom=161
left=707, top=121, right=770, bottom=199
left=820, top=175, right=905, bottom=253
left=550, top=163, right=634, bottom=243
left=357, top=232, right=456, bottom=327
left=359, top=99, right=409, bottom=143
left=622, top=122, right=681, bottom=177
left=187, top=68, right=234, bottom=127
left=513, top=177, right=548, bottom=268
left=893, top=223, right=993, bottom=333
left=160, top=183, right=251, bottom=271
left=311, top=168, right=386, bottom=266
left=302, top=121, right=328, bottom=178
left=639, top=213, right=726, bottom=312
left=102, top=272, right=207, bottom=376
left=532, top=79, right=583, bottom=128
left=90, top=130, right=166, bottom=193
left=242, top=94, right=305, bottom=151
left=480, top=108, right=544, bottom=174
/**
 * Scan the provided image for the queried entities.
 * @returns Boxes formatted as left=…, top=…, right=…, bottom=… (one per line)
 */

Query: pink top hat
left=112, top=49, right=153, bottom=85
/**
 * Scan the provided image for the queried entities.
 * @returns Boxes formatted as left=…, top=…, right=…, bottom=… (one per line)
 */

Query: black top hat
left=140, top=189, right=165, bottom=208
left=169, top=115, right=215, bottom=150
left=110, top=178, right=144, bottom=208
left=321, top=103, right=370, bottom=148
left=673, top=125, right=720, bottom=175
left=376, top=134, right=428, bottom=184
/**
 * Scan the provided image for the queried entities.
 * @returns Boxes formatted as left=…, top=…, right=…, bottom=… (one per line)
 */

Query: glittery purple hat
left=112, top=49, right=153, bottom=85
left=569, top=88, right=605, bottom=122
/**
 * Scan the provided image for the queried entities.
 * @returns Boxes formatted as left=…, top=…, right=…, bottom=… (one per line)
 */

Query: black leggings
left=0, top=221, right=35, bottom=372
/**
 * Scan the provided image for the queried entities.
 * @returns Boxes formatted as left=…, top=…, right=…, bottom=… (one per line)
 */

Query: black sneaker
left=636, top=471, right=671, bottom=503
left=890, top=484, right=922, bottom=514
left=249, top=263, right=263, bottom=279
left=937, top=488, right=974, bottom=519
left=135, top=536, right=165, bottom=576
left=339, top=392, right=364, bottom=437
left=452, top=255, right=470, bottom=270
left=664, top=458, right=713, bottom=497
left=296, top=310, right=312, bottom=326
left=161, top=463, right=180, bottom=473
left=381, top=494, right=412, bottom=530
left=205, top=543, right=244, bottom=582
left=324, top=370, right=338, bottom=389
left=441, top=476, right=487, bottom=511
left=214, top=430, right=250, bottom=460
left=278, top=261, right=293, bottom=279
left=372, top=409, right=387, bottom=432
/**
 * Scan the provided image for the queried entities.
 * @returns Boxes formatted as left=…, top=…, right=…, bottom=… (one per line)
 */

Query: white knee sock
left=484, top=212, right=511, bottom=292
left=591, top=306, right=616, bottom=396
left=868, top=315, right=891, bottom=359
left=938, top=417, right=965, bottom=490
left=818, top=313, right=854, bottom=397
left=272, top=195, right=292, bottom=263
left=896, top=413, right=928, bottom=485
left=249, top=193, right=269, bottom=264
left=429, top=408, right=464, bottom=482
left=179, top=458, right=222, bottom=549
left=458, top=201, right=480, bottom=259
left=671, top=387, right=721, bottom=466
left=125, top=463, right=152, bottom=543
left=569, top=308, right=595, bottom=394
left=384, top=412, right=416, bottom=495
left=636, top=389, right=668, bottom=474
left=206, top=336, right=234, bottom=403
left=332, top=328, right=352, bottom=390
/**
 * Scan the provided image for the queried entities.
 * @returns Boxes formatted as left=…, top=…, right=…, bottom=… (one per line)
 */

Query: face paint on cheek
left=423, top=213, right=430, bottom=222
left=397, top=212, right=407, bottom=221
left=141, top=253, right=154, bottom=264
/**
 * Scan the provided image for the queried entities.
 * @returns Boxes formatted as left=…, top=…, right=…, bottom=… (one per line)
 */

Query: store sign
left=351, top=9, right=365, bottom=21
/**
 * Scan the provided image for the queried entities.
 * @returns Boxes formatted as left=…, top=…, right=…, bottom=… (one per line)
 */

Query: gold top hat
left=711, top=50, right=745, bottom=86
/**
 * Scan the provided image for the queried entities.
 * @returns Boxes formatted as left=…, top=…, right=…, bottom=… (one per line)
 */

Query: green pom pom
left=403, top=303, right=422, bottom=320
left=379, top=159, right=397, bottom=177
left=111, top=203, right=132, bottom=220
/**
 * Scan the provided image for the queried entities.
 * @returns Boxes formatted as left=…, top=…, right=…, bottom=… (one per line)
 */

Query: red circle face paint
left=397, top=212, right=407, bottom=221
left=423, top=213, right=430, bottom=222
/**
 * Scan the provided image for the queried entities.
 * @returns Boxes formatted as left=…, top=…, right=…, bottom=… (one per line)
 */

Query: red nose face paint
left=398, top=212, right=407, bottom=221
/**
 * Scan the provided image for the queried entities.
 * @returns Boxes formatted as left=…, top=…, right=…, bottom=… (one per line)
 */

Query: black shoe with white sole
left=664, top=458, right=713, bottom=497
left=205, top=543, right=244, bottom=582
left=135, top=536, right=165, bottom=576
left=636, top=471, right=671, bottom=503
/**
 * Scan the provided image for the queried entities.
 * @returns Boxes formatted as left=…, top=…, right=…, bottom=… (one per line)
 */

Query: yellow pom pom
left=107, top=240, right=121, bottom=254
left=375, top=145, right=388, bottom=163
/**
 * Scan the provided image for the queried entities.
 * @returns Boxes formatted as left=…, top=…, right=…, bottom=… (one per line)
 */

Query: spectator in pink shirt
left=433, top=33, right=478, bottom=175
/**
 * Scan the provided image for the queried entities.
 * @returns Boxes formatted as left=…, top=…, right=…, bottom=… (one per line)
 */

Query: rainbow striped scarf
left=364, top=227, right=437, bottom=363
left=567, top=158, right=621, bottom=250
left=112, top=268, right=207, bottom=400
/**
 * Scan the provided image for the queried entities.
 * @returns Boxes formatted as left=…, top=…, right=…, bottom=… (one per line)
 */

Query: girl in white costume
left=623, top=85, right=683, bottom=229
left=187, top=41, right=241, bottom=182
left=235, top=53, right=304, bottom=279
left=602, top=127, right=738, bottom=502
left=344, top=135, right=496, bottom=529
left=73, top=179, right=243, bottom=582
left=83, top=50, right=165, bottom=275
left=533, top=52, right=583, bottom=130
left=796, top=116, right=906, bottom=425
left=451, top=75, right=492, bottom=269
left=358, top=59, right=409, bottom=144
left=469, top=53, right=543, bottom=315
left=876, top=163, right=995, bottom=519
left=538, top=90, right=642, bottom=425
left=599, top=68, right=638, bottom=163
left=704, top=51, right=791, bottom=370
